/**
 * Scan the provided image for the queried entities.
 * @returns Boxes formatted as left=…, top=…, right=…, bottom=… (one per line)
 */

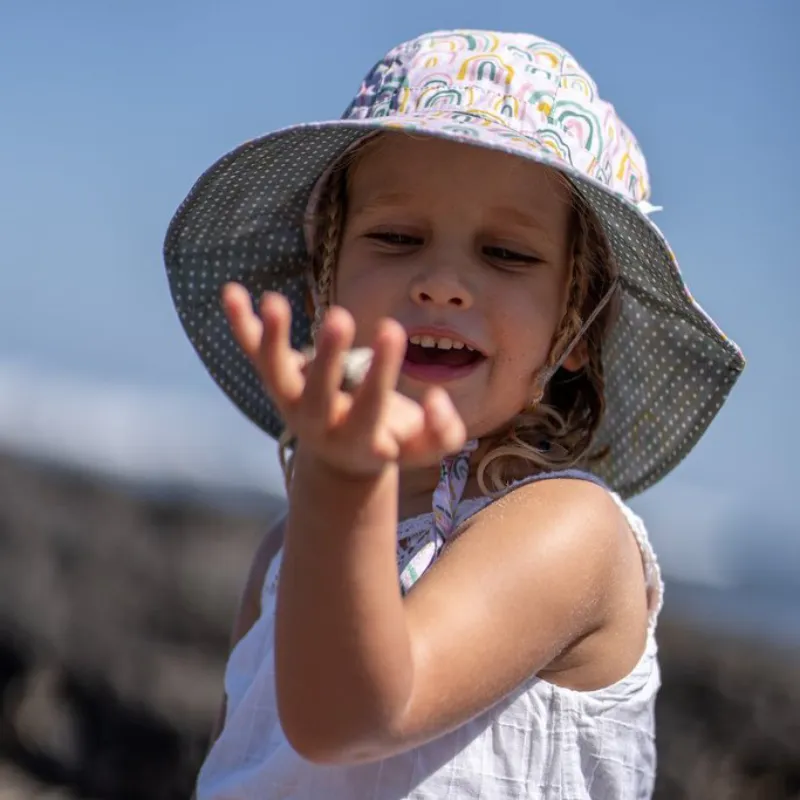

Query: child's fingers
left=350, top=319, right=406, bottom=420
left=425, top=388, right=467, bottom=454
left=257, top=292, right=305, bottom=405
left=222, top=283, right=263, bottom=360
left=367, top=393, right=426, bottom=461
left=301, top=308, right=355, bottom=426
left=400, top=388, right=467, bottom=463
left=341, top=319, right=407, bottom=455
left=384, top=393, right=427, bottom=439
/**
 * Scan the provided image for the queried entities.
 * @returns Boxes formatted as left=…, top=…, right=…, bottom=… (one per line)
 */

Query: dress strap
left=398, top=440, right=478, bottom=593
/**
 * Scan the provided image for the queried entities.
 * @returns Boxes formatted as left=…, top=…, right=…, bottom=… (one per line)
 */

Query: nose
left=410, top=268, right=474, bottom=310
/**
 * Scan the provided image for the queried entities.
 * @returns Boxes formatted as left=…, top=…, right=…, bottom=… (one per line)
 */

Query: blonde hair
left=281, top=139, right=619, bottom=493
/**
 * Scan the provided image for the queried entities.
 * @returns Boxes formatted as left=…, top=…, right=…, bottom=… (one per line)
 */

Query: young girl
left=164, top=29, right=744, bottom=799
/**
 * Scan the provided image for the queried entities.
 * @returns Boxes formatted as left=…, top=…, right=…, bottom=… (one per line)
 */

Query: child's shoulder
left=490, top=472, right=663, bottom=619
left=464, top=468, right=626, bottom=545
left=472, top=471, right=654, bottom=600
left=449, top=472, right=655, bottom=689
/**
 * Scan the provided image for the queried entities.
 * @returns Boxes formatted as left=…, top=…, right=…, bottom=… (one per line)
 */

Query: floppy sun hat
left=163, top=29, right=744, bottom=499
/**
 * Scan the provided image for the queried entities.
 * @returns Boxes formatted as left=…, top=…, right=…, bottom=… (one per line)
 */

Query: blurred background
left=1, top=1, right=798, bottom=797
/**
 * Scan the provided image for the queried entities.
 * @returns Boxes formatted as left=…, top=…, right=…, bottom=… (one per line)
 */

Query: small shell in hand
left=302, top=346, right=375, bottom=393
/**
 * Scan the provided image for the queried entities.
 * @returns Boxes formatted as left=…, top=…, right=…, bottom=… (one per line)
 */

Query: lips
left=404, top=341, right=482, bottom=369
left=403, top=327, right=488, bottom=357
left=401, top=327, right=487, bottom=384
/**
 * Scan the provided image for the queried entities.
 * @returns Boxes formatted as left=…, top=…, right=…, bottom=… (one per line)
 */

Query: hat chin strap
left=537, top=277, right=619, bottom=387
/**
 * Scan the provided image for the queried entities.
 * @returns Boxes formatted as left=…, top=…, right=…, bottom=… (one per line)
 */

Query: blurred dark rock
left=0, top=449, right=797, bottom=799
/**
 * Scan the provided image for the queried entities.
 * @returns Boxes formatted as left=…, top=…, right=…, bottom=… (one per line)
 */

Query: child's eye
left=366, top=232, right=422, bottom=247
left=483, top=246, right=541, bottom=265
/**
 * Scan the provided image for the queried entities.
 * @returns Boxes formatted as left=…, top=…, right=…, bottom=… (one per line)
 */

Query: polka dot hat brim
left=163, top=115, right=743, bottom=499
left=163, top=30, right=745, bottom=498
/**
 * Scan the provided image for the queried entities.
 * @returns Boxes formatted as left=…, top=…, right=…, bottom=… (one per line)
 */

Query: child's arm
left=223, top=288, right=646, bottom=767
left=277, top=456, right=636, bottom=765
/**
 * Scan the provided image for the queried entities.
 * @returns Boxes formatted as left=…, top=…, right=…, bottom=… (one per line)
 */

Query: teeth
left=409, top=334, right=474, bottom=351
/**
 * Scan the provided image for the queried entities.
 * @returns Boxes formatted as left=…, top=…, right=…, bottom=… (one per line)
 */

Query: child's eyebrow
left=486, top=207, right=558, bottom=246
left=489, top=207, right=548, bottom=233
left=349, top=191, right=415, bottom=218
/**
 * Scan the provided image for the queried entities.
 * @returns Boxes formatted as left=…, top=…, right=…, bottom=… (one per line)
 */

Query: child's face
left=335, top=134, right=577, bottom=441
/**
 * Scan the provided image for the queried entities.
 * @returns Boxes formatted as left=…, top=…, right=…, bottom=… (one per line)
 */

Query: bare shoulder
left=464, top=476, right=650, bottom=689
left=471, top=475, right=646, bottom=626
left=428, top=475, right=630, bottom=626
left=397, top=476, right=644, bottom=741
left=461, top=475, right=628, bottom=572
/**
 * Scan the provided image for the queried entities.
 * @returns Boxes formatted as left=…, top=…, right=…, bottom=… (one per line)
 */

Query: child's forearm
left=274, top=446, right=414, bottom=763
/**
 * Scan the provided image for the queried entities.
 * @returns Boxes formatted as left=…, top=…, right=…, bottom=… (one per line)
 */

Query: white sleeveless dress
left=196, top=471, right=663, bottom=799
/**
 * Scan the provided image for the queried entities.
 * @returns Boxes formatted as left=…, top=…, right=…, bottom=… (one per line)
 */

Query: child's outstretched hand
left=222, top=284, right=467, bottom=477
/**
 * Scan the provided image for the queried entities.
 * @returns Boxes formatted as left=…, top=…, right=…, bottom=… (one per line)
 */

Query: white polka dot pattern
left=163, top=30, right=745, bottom=499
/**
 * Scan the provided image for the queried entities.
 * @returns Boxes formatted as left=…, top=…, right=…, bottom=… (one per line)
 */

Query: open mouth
left=402, top=334, right=485, bottom=382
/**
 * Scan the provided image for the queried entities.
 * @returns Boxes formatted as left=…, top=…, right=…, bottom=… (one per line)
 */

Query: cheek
left=334, top=244, right=367, bottom=303
left=495, top=285, right=562, bottom=364
left=334, top=258, right=400, bottom=341
left=338, top=269, right=391, bottom=306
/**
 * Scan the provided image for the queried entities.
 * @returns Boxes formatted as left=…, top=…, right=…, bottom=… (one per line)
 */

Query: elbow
left=281, top=726, right=353, bottom=766
left=278, top=706, right=345, bottom=765
left=274, top=642, right=417, bottom=764
left=277, top=694, right=409, bottom=766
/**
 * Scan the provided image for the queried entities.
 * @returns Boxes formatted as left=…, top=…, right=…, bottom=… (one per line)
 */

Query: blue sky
left=1, top=1, right=798, bottom=586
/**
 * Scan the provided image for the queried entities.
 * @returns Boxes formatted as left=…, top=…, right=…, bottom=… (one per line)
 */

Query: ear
left=560, top=340, right=588, bottom=373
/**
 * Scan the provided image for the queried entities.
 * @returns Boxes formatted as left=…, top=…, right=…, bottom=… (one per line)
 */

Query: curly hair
left=282, top=139, right=619, bottom=492
left=475, top=179, right=619, bottom=492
